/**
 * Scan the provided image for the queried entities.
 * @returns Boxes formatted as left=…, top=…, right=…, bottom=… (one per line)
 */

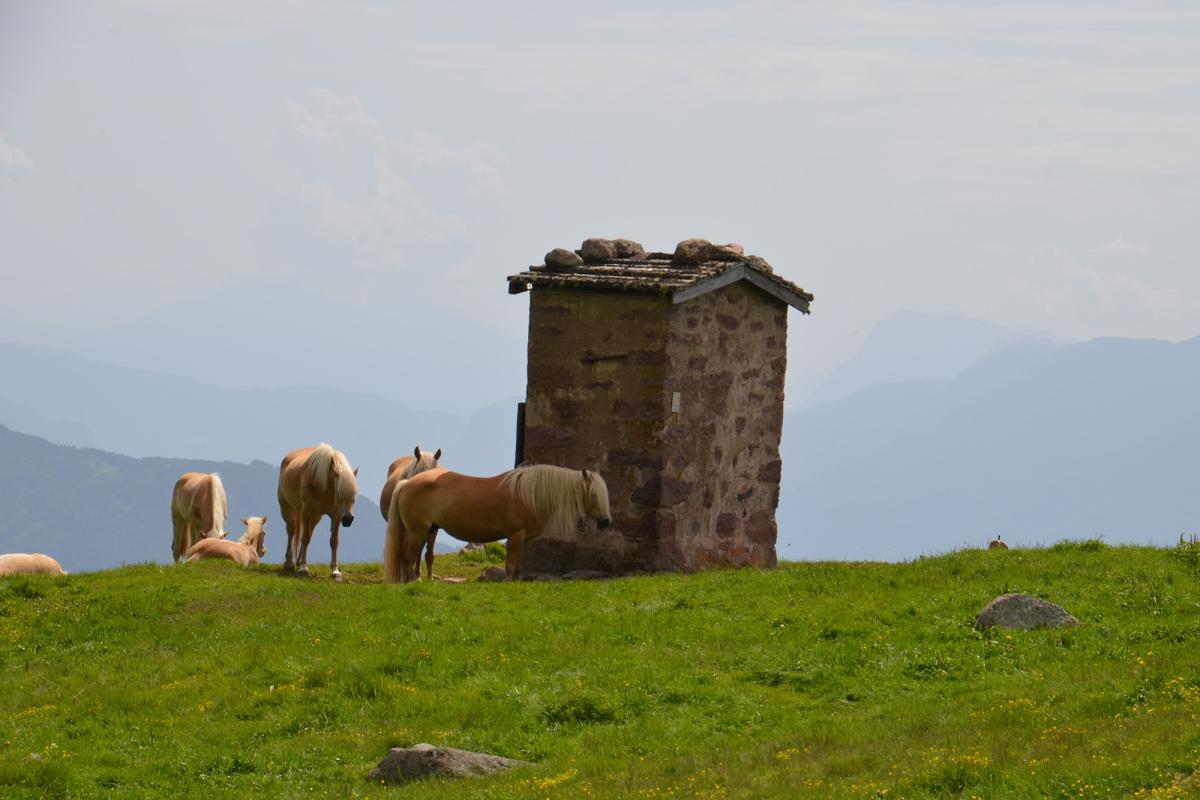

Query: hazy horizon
left=3, top=1, right=1198, bottom=412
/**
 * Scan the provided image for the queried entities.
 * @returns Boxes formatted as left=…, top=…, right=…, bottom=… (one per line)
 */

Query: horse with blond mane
left=384, top=464, right=611, bottom=583
left=170, top=471, right=229, bottom=563
left=277, top=443, right=358, bottom=579
left=379, top=446, right=442, bottom=522
left=185, top=516, right=268, bottom=566
left=0, top=553, right=67, bottom=577
left=379, top=446, right=442, bottom=579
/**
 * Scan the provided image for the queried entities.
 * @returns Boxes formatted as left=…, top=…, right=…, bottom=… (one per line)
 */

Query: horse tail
left=210, top=473, right=228, bottom=537
left=383, top=516, right=402, bottom=585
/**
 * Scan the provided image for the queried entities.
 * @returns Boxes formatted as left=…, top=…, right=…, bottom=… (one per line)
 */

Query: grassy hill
left=2, top=546, right=1200, bottom=799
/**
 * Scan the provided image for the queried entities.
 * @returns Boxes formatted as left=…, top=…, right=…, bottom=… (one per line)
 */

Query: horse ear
left=414, top=445, right=421, bottom=459
left=240, top=517, right=248, bottom=526
left=353, top=466, right=359, bottom=476
left=434, top=448, right=442, bottom=461
left=261, top=515, right=268, bottom=525
left=581, top=469, right=590, bottom=483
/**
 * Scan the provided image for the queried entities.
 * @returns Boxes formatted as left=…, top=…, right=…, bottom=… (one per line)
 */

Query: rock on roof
left=507, top=238, right=813, bottom=313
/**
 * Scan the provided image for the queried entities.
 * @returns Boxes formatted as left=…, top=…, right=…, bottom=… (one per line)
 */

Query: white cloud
left=287, top=89, right=506, bottom=254
left=0, top=136, right=33, bottom=171
left=1090, top=236, right=1153, bottom=257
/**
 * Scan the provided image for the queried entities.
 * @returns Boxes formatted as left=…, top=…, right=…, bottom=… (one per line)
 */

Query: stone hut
left=507, top=238, right=813, bottom=574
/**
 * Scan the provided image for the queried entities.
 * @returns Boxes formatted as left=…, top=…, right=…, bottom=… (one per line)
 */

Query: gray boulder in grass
left=369, top=744, right=528, bottom=785
left=974, top=593, right=1078, bottom=631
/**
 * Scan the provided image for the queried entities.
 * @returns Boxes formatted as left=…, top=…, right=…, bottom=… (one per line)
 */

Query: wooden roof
left=507, top=253, right=813, bottom=313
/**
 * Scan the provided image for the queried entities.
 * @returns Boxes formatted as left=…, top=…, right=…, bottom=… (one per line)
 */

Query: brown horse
left=170, top=472, right=229, bottom=563
left=379, top=446, right=442, bottom=579
left=185, top=516, right=268, bottom=566
left=0, top=553, right=67, bottom=577
left=277, top=443, right=358, bottom=579
left=378, top=446, right=442, bottom=521
left=384, top=464, right=611, bottom=583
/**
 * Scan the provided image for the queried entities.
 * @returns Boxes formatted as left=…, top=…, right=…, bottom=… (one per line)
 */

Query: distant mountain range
left=777, top=333, right=1200, bottom=559
left=0, top=341, right=520, bottom=498
left=5, top=313, right=1199, bottom=566
left=0, top=425, right=391, bottom=572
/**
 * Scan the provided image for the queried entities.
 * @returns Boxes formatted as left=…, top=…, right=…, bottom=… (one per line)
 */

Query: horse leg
left=505, top=531, right=526, bottom=581
left=296, top=514, right=316, bottom=577
left=282, top=509, right=298, bottom=572
left=328, top=518, right=343, bottom=581
left=172, top=514, right=187, bottom=563
left=423, top=530, right=436, bottom=580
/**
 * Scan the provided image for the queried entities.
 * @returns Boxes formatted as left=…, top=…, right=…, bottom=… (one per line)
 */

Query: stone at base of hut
left=975, top=593, right=1078, bottom=631
left=545, top=248, right=583, bottom=271
left=369, top=743, right=528, bottom=785
left=521, top=572, right=560, bottom=582
left=561, top=569, right=613, bottom=581
left=478, top=566, right=507, bottom=582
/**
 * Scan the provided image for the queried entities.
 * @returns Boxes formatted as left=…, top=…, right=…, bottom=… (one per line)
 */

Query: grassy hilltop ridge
left=3, top=546, right=1200, bottom=799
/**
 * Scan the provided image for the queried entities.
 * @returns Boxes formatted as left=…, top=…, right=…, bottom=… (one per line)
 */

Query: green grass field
left=3, top=543, right=1200, bottom=799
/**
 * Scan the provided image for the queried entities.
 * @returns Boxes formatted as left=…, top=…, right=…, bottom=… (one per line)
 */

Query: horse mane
left=500, top=464, right=591, bottom=533
left=209, top=473, right=228, bottom=536
left=401, top=450, right=440, bottom=480
left=309, top=443, right=357, bottom=506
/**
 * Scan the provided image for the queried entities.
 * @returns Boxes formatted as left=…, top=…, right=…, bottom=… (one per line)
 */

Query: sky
left=2, top=1, right=1198, bottom=412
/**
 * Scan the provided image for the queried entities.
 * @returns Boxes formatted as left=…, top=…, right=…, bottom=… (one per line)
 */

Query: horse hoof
left=330, top=571, right=343, bottom=582
left=296, top=566, right=310, bottom=578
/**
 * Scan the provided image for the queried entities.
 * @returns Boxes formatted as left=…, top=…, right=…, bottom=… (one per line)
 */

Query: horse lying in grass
left=0, top=553, right=67, bottom=577
left=277, top=443, right=358, bottom=580
left=379, top=446, right=443, bottom=579
left=383, top=464, right=611, bottom=583
left=170, top=471, right=229, bottom=563
left=185, top=516, right=268, bottom=566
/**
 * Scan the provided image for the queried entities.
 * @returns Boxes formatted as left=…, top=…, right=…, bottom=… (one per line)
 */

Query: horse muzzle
left=342, top=513, right=354, bottom=527
left=596, top=517, right=611, bottom=530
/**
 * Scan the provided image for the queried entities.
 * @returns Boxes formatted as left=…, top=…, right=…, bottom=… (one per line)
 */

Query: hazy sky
left=2, top=1, right=1198, bottom=410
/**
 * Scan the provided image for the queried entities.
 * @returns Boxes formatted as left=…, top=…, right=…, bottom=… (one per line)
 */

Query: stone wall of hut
left=660, top=281, right=787, bottom=569
left=521, top=281, right=788, bottom=574
left=522, top=287, right=670, bottom=573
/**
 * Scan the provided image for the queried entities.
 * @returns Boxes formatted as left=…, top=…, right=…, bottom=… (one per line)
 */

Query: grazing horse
left=277, top=443, right=358, bottom=579
left=170, top=472, right=229, bottom=563
left=988, top=535, right=1009, bottom=550
left=384, top=464, right=611, bottom=583
left=0, top=553, right=67, bottom=577
left=186, top=516, right=268, bottom=566
left=379, top=446, right=442, bottom=579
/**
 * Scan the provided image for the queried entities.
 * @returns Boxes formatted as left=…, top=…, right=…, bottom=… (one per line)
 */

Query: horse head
left=241, top=516, right=268, bottom=557
left=581, top=469, right=612, bottom=529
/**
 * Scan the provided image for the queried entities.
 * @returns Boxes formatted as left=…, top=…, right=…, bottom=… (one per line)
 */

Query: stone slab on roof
left=507, top=252, right=813, bottom=313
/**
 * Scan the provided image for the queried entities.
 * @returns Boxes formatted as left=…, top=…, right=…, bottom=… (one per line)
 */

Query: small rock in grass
left=369, top=743, right=528, bottom=785
left=478, top=566, right=507, bottom=582
left=974, top=593, right=1078, bottom=631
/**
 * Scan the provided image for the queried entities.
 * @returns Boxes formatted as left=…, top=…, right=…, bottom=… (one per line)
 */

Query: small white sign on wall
left=671, top=391, right=681, bottom=413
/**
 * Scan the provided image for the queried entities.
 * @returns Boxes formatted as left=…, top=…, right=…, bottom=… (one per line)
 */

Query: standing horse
left=0, top=553, right=67, bottom=577
left=170, top=472, right=229, bottom=563
left=384, top=465, right=611, bottom=583
left=379, top=446, right=442, bottom=579
left=277, top=443, right=358, bottom=579
left=378, top=446, right=442, bottom=521
left=186, top=516, right=268, bottom=566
